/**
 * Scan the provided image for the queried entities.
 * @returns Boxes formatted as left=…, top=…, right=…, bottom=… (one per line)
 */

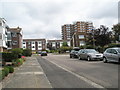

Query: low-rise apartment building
left=0, top=18, right=8, bottom=52
left=70, top=32, right=87, bottom=47
left=7, top=27, right=22, bottom=50
left=23, top=39, right=46, bottom=53
left=47, top=40, right=70, bottom=50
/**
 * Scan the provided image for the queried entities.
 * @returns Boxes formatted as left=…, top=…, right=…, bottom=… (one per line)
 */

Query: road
left=36, top=54, right=119, bottom=89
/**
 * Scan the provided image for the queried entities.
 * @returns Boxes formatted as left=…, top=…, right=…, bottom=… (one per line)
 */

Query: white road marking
left=45, top=58, right=106, bottom=89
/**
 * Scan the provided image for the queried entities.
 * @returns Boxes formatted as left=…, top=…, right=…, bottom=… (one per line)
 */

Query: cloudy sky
left=0, top=0, right=119, bottom=39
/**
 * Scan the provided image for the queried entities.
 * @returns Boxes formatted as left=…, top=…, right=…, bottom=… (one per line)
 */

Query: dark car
left=78, top=49, right=103, bottom=61
left=103, top=47, right=120, bottom=63
left=41, top=51, right=47, bottom=56
left=70, top=48, right=80, bottom=58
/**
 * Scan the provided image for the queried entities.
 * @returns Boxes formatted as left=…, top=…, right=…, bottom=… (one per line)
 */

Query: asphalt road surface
left=36, top=54, right=119, bottom=89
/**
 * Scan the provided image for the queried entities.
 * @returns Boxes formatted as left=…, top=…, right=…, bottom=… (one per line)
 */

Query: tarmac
left=1, top=56, right=52, bottom=89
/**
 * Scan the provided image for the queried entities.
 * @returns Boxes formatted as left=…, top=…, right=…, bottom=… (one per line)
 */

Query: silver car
left=103, top=47, right=120, bottom=63
left=78, top=49, right=103, bottom=61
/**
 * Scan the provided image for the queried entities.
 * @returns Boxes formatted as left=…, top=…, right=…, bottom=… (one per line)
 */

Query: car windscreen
left=86, top=49, right=98, bottom=53
left=117, top=49, right=120, bottom=53
left=74, top=49, right=80, bottom=51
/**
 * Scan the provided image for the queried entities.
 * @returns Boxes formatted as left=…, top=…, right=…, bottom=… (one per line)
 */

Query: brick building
left=62, top=24, right=74, bottom=40
left=62, top=21, right=93, bottom=47
left=23, top=39, right=46, bottom=53
left=47, top=40, right=70, bottom=50
left=7, top=27, right=22, bottom=50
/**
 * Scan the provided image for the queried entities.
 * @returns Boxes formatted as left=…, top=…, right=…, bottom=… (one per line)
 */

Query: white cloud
left=0, top=0, right=119, bottom=39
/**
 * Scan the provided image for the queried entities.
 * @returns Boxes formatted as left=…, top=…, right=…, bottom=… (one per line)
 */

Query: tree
left=112, top=23, right=120, bottom=42
left=87, top=25, right=112, bottom=47
left=62, top=42, right=68, bottom=47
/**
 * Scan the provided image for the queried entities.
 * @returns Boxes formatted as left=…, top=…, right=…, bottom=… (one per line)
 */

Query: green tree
left=112, top=23, right=120, bottom=42
left=87, top=25, right=112, bottom=47
left=62, top=42, right=68, bottom=47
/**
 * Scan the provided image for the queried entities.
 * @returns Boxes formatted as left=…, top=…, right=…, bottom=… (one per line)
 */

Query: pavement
left=2, top=56, right=52, bottom=89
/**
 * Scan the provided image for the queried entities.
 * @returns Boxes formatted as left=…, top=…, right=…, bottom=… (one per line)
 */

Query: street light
left=92, top=28, right=95, bottom=48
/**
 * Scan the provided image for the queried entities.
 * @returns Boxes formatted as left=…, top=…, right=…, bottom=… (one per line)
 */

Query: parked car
left=103, top=47, right=120, bottom=63
left=78, top=49, right=103, bottom=61
left=41, top=51, right=47, bottom=56
left=70, top=48, right=80, bottom=58
left=37, top=51, right=42, bottom=54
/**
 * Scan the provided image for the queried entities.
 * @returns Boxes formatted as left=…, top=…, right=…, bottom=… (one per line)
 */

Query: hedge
left=22, top=49, right=32, bottom=57
left=0, top=70, right=5, bottom=81
left=1, top=52, right=15, bottom=62
left=5, top=66, right=14, bottom=73
left=4, top=67, right=9, bottom=76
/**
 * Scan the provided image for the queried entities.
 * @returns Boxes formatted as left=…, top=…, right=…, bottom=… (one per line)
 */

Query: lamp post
left=92, top=28, right=95, bottom=48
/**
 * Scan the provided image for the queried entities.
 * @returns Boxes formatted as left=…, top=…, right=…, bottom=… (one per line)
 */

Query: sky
left=0, top=0, right=119, bottom=39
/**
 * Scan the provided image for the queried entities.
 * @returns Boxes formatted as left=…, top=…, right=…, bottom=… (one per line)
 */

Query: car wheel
left=103, top=57, right=107, bottom=63
left=78, top=56, right=81, bottom=60
left=70, top=55, right=72, bottom=58
left=87, top=56, right=91, bottom=61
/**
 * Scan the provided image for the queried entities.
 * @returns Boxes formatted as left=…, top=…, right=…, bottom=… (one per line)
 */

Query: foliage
left=87, top=25, right=112, bottom=47
left=12, top=58, right=24, bottom=67
left=22, top=49, right=32, bottom=57
left=0, top=70, right=5, bottom=80
left=112, top=23, right=120, bottom=41
left=62, top=42, right=68, bottom=47
left=49, top=50, right=58, bottom=53
left=11, top=48, right=23, bottom=59
left=59, top=46, right=72, bottom=53
left=1, top=52, right=15, bottom=62
left=4, top=67, right=9, bottom=76
left=6, top=66, right=14, bottom=73
left=104, top=43, right=120, bottom=50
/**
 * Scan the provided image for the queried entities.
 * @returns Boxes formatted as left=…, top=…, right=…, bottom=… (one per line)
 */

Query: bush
left=95, top=46, right=104, bottom=53
left=103, top=43, right=120, bottom=52
left=107, top=43, right=120, bottom=48
left=0, top=70, right=5, bottom=81
left=1, top=52, right=15, bottom=62
left=11, top=48, right=23, bottom=59
left=6, top=66, right=14, bottom=73
left=59, top=46, right=72, bottom=53
left=4, top=67, right=9, bottom=76
left=12, top=58, right=24, bottom=67
left=22, top=49, right=32, bottom=57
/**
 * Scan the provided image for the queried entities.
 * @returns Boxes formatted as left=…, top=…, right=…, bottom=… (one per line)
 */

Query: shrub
left=2, top=52, right=15, bottom=62
left=7, top=66, right=14, bottom=73
left=11, top=48, right=23, bottom=59
left=85, top=45, right=94, bottom=49
left=103, top=43, right=120, bottom=51
left=0, top=70, right=5, bottom=80
left=107, top=43, right=120, bottom=48
left=3, top=67, right=9, bottom=76
left=59, top=46, right=72, bottom=53
left=95, top=46, right=104, bottom=53
left=13, top=59, right=24, bottom=67
left=22, top=49, right=32, bottom=57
